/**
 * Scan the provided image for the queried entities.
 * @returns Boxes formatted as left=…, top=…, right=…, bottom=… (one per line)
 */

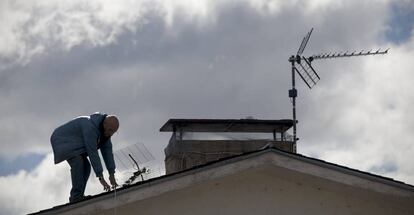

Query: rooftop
left=159, top=118, right=294, bottom=133
left=30, top=146, right=414, bottom=214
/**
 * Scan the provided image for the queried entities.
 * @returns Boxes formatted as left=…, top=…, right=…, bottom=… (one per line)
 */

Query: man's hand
left=99, top=177, right=111, bottom=191
left=109, top=174, right=118, bottom=189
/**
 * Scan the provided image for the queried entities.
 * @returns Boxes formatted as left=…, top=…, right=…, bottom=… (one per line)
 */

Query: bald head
left=103, top=115, right=119, bottom=137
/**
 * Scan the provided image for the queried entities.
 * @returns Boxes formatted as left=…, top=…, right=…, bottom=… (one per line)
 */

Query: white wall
left=98, top=165, right=414, bottom=215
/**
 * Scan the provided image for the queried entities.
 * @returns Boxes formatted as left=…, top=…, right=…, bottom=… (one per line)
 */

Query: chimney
left=160, top=118, right=294, bottom=174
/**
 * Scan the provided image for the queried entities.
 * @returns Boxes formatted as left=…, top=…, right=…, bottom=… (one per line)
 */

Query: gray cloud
left=0, top=0, right=301, bottom=158
left=369, top=160, right=398, bottom=174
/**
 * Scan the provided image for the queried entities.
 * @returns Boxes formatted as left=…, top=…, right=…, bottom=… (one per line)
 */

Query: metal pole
left=288, top=55, right=298, bottom=152
left=129, top=154, right=144, bottom=181
left=292, top=61, right=297, bottom=151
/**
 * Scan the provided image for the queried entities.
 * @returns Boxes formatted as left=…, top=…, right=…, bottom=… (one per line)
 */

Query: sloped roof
left=30, top=146, right=414, bottom=214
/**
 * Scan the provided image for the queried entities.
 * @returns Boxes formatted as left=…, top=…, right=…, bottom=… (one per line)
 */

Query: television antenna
left=288, top=28, right=388, bottom=150
left=113, top=143, right=155, bottom=186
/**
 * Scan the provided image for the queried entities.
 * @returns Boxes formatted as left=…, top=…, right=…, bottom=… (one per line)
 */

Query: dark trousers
left=67, top=154, right=91, bottom=203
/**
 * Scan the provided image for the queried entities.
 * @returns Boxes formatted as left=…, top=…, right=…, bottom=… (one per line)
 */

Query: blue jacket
left=50, top=113, right=116, bottom=178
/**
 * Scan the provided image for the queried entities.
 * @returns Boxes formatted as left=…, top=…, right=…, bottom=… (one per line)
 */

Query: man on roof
left=50, top=112, right=119, bottom=203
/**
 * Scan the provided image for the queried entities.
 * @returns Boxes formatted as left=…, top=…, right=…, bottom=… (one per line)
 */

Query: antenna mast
left=288, top=28, right=388, bottom=151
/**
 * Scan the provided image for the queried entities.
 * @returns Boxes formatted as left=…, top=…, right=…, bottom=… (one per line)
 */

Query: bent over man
left=50, top=112, right=119, bottom=203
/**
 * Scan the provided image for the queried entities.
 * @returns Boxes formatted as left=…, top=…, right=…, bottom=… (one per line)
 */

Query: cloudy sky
left=0, top=0, right=413, bottom=214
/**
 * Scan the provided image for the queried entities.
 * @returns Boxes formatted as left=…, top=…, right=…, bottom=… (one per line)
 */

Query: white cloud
left=0, top=0, right=226, bottom=67
left=0, top=0, right=148, bottom=65
left=0, top=154, right=70, bottom=214
left=0, top=153, right=163, bottom=215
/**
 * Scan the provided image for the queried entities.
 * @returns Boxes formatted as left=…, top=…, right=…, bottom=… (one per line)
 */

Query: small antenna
left=113, top=143, right=155, bottom=171
left=288, top=28, right=388, bottom=150
left=123, top=154, right=150, bottom=187
left=113, top=143, right=155, bottom=186
left=128, top=154, right=145, bottom=181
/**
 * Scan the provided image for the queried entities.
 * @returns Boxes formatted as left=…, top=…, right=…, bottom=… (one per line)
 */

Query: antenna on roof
left=288, top=28, right=388, bottom=150
left=123, top=154, right=150, bottom=186
left=113, top=143, right=155, bottom=186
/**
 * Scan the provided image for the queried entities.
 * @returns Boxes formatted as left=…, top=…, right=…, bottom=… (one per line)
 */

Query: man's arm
left=80, top=121, right=104, bottom=178
left=100, top=139, right=116, bottom=174
left=100, top=139, right=118, bottom=188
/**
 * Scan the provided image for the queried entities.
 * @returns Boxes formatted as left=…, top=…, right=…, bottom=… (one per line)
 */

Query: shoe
left=69, top=195, right=91, bottom=203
